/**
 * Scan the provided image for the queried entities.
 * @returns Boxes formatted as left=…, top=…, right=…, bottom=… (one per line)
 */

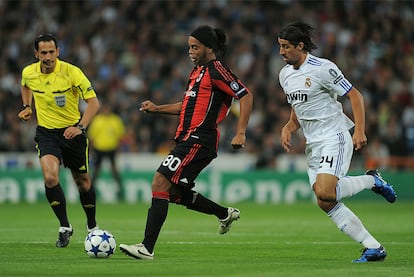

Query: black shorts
left=93, top=149, right=116, bottom=166
left=35, top=126, right=89, bottom=173
left=157, top=136, right=217, bottom=188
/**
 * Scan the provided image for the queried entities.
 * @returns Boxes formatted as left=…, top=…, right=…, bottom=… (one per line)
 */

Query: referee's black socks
left=45, top=184, right=70, bottom=228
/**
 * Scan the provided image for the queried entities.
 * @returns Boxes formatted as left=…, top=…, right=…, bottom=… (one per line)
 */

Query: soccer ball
left=84, top=229, right=116, bottom=258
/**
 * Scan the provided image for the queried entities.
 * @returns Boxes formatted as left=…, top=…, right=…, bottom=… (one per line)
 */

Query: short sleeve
left=320, top=61, right=353, bottom=96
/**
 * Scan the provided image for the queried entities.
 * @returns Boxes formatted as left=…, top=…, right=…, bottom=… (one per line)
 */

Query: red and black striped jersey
left=175, top=59, right=250, bottom=142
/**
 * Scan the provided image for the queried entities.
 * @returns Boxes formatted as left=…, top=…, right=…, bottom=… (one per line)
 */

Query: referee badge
left=54, top=95, right=66, bottom=107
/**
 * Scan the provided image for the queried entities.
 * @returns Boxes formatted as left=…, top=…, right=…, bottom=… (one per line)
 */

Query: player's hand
left=231, top=133, right=246, bottom=150
left=63, top=126, right=83, bottom=140
left=280, top=127, right=292, bottom=152
left=18, top=106, right=32, bottom=121
left=353, top=132, right=367, bottom=150
left=139, top=100, right=156, bottom=113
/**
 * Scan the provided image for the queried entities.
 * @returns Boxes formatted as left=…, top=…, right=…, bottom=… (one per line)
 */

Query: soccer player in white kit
left=277, top=22, right=396, bottom=263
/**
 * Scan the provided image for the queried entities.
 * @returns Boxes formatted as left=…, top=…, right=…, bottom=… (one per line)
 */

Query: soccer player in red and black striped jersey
left=120, top=25, right=253, bottom=260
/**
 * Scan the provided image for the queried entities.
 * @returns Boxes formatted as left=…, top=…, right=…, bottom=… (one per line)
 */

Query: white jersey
left=279, top=53, right=354, bottom=143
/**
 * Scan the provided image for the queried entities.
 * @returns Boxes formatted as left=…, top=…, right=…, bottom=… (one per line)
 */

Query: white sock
left=336, top=176, right=375, bottom=201
left=328, top=202, right=381, bottom=249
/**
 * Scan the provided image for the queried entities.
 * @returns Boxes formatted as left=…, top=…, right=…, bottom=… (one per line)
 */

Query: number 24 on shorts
left=320, top=156, right=334, bottom=168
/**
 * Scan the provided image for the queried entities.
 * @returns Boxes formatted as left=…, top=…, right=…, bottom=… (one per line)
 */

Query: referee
left=18, top=33, right=100, bottom=248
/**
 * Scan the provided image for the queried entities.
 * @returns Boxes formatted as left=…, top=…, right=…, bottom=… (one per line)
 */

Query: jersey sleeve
left=320, top=61, right=353, bottom=97
left=71, top=65, right=97, bottom=100
left=210, top=61, right=250, bottom=100
left=21, top=65, right=34, bottom=87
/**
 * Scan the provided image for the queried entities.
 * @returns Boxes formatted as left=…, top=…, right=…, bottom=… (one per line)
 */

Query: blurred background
left=1, top=0, right=414, bottom=173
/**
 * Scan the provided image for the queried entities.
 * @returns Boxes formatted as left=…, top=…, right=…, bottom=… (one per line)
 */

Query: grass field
left=0, top=200, right=413, bottom=277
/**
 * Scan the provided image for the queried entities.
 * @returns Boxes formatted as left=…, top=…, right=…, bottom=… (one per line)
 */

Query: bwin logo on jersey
left=286, top=91, right=308, bottom=103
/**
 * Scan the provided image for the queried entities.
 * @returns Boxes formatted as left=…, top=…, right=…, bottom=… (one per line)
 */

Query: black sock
left=182, top=190, right=228, bottom=219
left=45, top=184, right=70, bottom=227
left=142, top=198, right=169, bottom=253
left=79, top=186, right=97, bottom=229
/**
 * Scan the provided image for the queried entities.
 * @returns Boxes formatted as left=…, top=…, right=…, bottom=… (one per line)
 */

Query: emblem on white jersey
left=305, top=77, right=311, bottom=88
left=329, top=68, right=344, bottom=84
left=329, top=69, right=338, bottom=78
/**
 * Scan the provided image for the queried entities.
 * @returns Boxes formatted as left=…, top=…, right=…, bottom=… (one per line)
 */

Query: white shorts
left=305, top=131, right=353, bottom=186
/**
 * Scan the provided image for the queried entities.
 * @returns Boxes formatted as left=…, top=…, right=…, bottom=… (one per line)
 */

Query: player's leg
left=336, top=170, right=396, bottom=203
left=324, top=200, right=386, bottom=262
left=64, top=133, right=97, bottom=232
left=170, top=186, right=239, bottom=234
left=120, top=171, right=171, bottom=260
left=310, top=133, right=386, bottom=262
left=40, top=154, right=73, bottom=247
left=90, top=149, right=103, bottom=187
left=71, top=171, right=97, bottom=231
left=326, top=132, right=396, bottom=202
left=108, top=150, right=123, bottom=199
left=315, top=178, right=386, bottom=262
left=36, top=127, right=72, bottom=247
left=165, top=140, right=238, bottom=233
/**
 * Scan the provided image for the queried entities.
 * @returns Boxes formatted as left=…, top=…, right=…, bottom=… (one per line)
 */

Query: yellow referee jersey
left=88, top=113, right=125, bottom=151
left=21, top=59, right=97, bottom=129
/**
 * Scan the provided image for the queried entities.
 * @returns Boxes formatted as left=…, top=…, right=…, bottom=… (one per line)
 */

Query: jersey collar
left=36, top=58, right=61, bottom=73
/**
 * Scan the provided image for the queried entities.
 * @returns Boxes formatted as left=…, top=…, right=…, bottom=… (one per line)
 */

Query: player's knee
left=169, top=186, right=182, bottom=204
left=313, top=183, right=336, bottom=202
left=151, top=172, right=172, bottom=192
left=317, top=199, right=336, bottom=212
left=44, top=175, right=59, bottom=188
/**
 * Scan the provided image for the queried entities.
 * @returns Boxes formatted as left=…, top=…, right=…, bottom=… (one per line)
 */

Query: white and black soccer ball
left=84, top=229, right=116, bottom=258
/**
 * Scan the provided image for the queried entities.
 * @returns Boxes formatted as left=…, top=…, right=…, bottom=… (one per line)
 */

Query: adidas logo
left=50, top=201, right=60, bottom=206
left=180, top=178, right=189, bottom=184
left=79, top=165, right=86, bottom=170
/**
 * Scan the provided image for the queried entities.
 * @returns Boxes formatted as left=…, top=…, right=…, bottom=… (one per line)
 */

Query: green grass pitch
left=0, top=200, right=413, bottom=277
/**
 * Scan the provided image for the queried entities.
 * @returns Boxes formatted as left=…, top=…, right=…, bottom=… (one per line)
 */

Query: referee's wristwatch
left=77, top=124, right=86, bottom=134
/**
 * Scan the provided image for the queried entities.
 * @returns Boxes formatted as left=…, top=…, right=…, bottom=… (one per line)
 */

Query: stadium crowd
left=1, top=0, right=414, bottom=170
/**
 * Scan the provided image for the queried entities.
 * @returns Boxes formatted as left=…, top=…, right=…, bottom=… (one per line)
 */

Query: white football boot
left=218, top=207, right=240, bottom=234
left=119, top=243, right=154, bottom=260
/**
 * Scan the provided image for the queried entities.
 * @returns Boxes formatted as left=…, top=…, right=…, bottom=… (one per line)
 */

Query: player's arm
left=140, top=100, right=182, bottom=115
left=18, top=85, right=33, bottom=121
left=63, top=96, right=100, bottom=140
left=346, top=87, right=367, bottom=150
left=280, top=108, right=300, bottom=153
left=231, top=92, right=253, bottom=149
left=79, top=97, right=100, bottom=128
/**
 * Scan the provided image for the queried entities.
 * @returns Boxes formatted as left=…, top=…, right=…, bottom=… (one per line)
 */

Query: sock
left=79, top=186, right=97, bottom=229
left=328, top=202, right=381, bottom=248
left=181, top=190, right=228, bottom=219
left=45, top=184, right=70, bottom=228
left=142, top=197, right=169, bottom=253
left=336, top=176, right=375, bottom=201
